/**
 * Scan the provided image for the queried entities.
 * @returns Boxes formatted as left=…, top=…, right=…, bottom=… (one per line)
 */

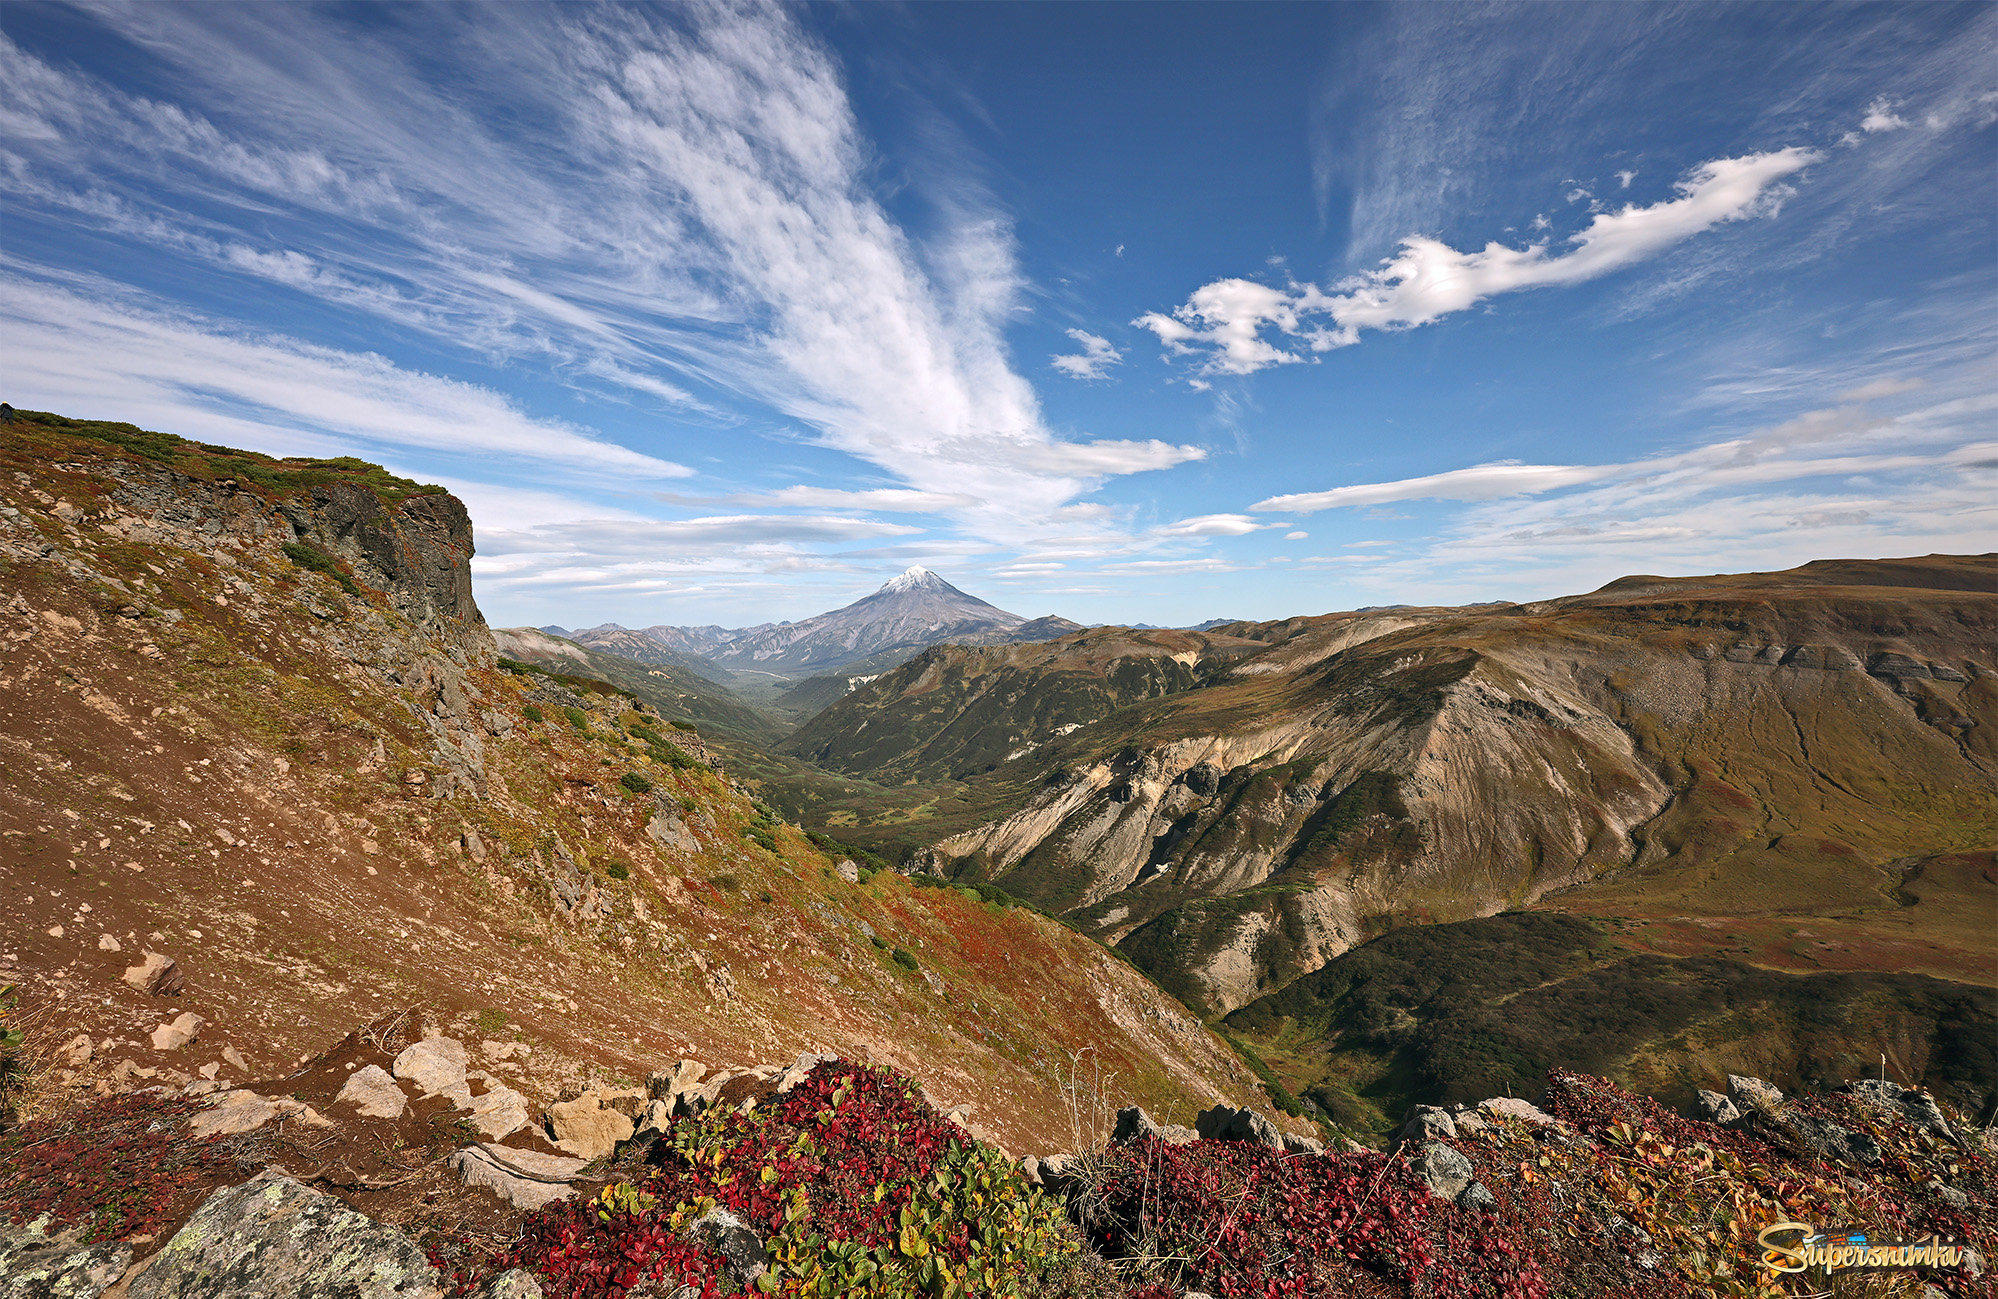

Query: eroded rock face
left=0, top=1215, right=132, bottom=1299
left=127, top=1169, right=443, bottom=1299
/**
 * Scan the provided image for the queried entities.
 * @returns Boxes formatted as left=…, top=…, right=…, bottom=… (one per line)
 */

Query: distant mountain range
left=570, top=567, right=1083, bottom=679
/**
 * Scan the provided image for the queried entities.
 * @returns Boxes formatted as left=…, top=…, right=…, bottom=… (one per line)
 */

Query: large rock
left=1194, top=1104, right=1283, bottom=1149
left=333, top=1065, right=408, bottom=1120
left=1414, top=1142, right=1474, bottom=1202
left=1789, top=1114, right=1883, bottom=1166
left=188, top=1091, right=332, bottom=1139
left=127, top=1169, right=443, bottom=1298
left=1111, top=1106, right=1197, bottom=1146
left=468, top=1272, right=544, bottom=1299
left=1837, top=1079, right=1957, bottom=1143
left=149, top=1013, right=205, bottom=1053
left=1396, top=1105, right=1458, bottom=1143
left=1476, top=1097, right=1560, bottom=1129
left=1687, top=1089, right=1740, bottom=1124
left=0, top=1215, right=132, bottom=1299
left=464, top=1082, right=531, bottom=1141
left=447, top=1145, right=588, bottom=1211
left=1726, top=1074, right=1785, bottom=1116
left=545, top=1093, right=634, bottom=1160
left=393, top=1038, right=470, bottom=1105
left=683, top=1208, right=767, bottom=1288
left=121, top=953, right=183, bottom=997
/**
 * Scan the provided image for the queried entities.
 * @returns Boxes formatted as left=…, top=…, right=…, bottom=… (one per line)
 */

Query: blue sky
left=3, top=2, right=1993, bottom=629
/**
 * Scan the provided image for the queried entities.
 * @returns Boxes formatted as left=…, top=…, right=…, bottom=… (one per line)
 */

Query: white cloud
left=1154, top=513, right=1278, bottom=537
left=1285, top=531, right=1308, bottom=540
left=1257, top=463, right=1618, bottom=513
left=1050, top=329, right=1123, bottom=380
left=0, top=6, right=1202, bottom=556
left=0, top=271, right=693, bottom=480
left=736, top=485, right=978, bottom=512
left=1141, top=149, right=1820, bottom=376
left=1861, top=97, right=1910, bottom=133
left=1616, top=170, right=1636, bottom=188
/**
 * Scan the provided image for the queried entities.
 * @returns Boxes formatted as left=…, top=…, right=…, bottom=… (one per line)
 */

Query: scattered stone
left=220, top=1044, right=250, bottom=1074
left=127, top=1169, right=443, bottom=1299
left=1415, top=1142, right=1474, bottom=1202
left=684, top=1207, right=768, bottom=1288
left=1281, top=1132, right=1326, bottom=1156
left=333, top=1064, right=408, bottom=1120
left=121, top=953, right=182, bottom=997
left=0, top=1214, right=132, bottom=1299
left=393, top=1037, right=471, bottom=1105
left=188, top=1090, right=332, bottom=1139
left=1397, top=1105, right=1458, bottom=1143
left=1688, top=1089, right=1741, bottom=1124
left=1195, top=1104, right=1284, bottom=1149
left=1456, top=1180, right=1499, bottom=1213
left=96, top=935, right=120, bottom=952
left=150, top=1012, right=205, bottom=1052
left=648, top=1058, right=707, bottom=1103
left=545, top=1092, right=635, bottom=1160
left=448, top=1144, right=588, bottom=1211
left=56, top=1033, right=94, bottom=1068
left=835, top=859, right=861, bottom=884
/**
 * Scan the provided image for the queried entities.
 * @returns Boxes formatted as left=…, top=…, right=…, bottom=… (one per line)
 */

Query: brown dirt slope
left=0, top=408, right=1273, bottom=1156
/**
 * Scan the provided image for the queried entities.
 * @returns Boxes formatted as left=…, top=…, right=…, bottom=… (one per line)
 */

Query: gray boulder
left=1837, top=1079, right=1957, bottom=1143
left=1726, top=1074, right=1785, bottom=1116
left=1414, top=1142, right=1474, bottom=1202
left=1111, top=1106, right=1196, bottom=1146
left=0, top=1216, right=132, bottom=1299
left=127, top=1169, right=443, bottom=1298
left=1687, top=1089, right=1740, bottom=1124
left=1194, top=1105, right=1283, bottom=1150
left=1788, top=1114, right=1883, bottom=1166
left=683, top=1208, right=766, bottom=1288
left=1281, top=1133, right=1326, bottom=1156
left=1396, top=1105, right=1458, bottom=1143
left=1456, top=1180, right=1499, bottom=1214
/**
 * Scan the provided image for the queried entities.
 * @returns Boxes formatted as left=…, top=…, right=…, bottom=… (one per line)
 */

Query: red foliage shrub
left=0, top=1091, right=240, bottom=1241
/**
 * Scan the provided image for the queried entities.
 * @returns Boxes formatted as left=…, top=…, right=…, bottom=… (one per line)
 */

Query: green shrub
left=605, top=860, right=631, bottom=881
left=474, top=1008, right=510, bottom=1035
left=521, top=704, right=544, bottom=724
left=710, top=873, right=741, bottom=893
left=891, top=947, right=920, bottom=971
left=650, top=743, right=696, bottom=770
left=619, top=771, right=653, bottom=794
left=280, top=541, right=360, bottom=596
left=562, top=706, right=587, bottom=730
left=871, top=936, right=890, bottom=950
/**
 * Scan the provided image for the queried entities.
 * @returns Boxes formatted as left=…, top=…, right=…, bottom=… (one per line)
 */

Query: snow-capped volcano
left=582, top=568, right=1082, bottom=678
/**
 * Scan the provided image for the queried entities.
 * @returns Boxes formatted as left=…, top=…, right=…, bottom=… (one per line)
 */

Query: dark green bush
left=604, top=860, right=631, bottom=881
left=891, top=947, right=920, bottom=971
left=710, top=873, right=740, bottom=892
left=562, top=706, right=587, bottom=730
left=619, top=771, right=653, bottom=794
left=521, top=704, right=544, bottom=724
left=280, top=541, right=360, bottom=596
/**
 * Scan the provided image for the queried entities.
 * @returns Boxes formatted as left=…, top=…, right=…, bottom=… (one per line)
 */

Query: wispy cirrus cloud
left=1138, top=149, right=1819, bottom=375
left=1, top=4, right=1201, bottom=552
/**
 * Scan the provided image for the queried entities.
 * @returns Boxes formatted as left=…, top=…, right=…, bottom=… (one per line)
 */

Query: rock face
left=128, top=1169, right=443, bottom=1299
left=0, top=1215, right=132, bottom=1299
left=276, top=484, right=480, bottom=642
left=1110, top=1105, right=1197, bottom=1146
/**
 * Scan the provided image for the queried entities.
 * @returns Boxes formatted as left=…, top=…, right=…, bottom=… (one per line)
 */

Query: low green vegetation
left=280, top=541, right=361, bottom=597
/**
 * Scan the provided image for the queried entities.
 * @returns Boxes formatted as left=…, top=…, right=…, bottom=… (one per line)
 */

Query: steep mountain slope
left=592, top=568, right=1085, bottom=680
left=0, top=409, right=1268, bottom=1154
left=785, top=626, right=1267, bottom=784
left=490, top=625, right=782, bottom=747
left=871, top=560, right=1998, bottom=1022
